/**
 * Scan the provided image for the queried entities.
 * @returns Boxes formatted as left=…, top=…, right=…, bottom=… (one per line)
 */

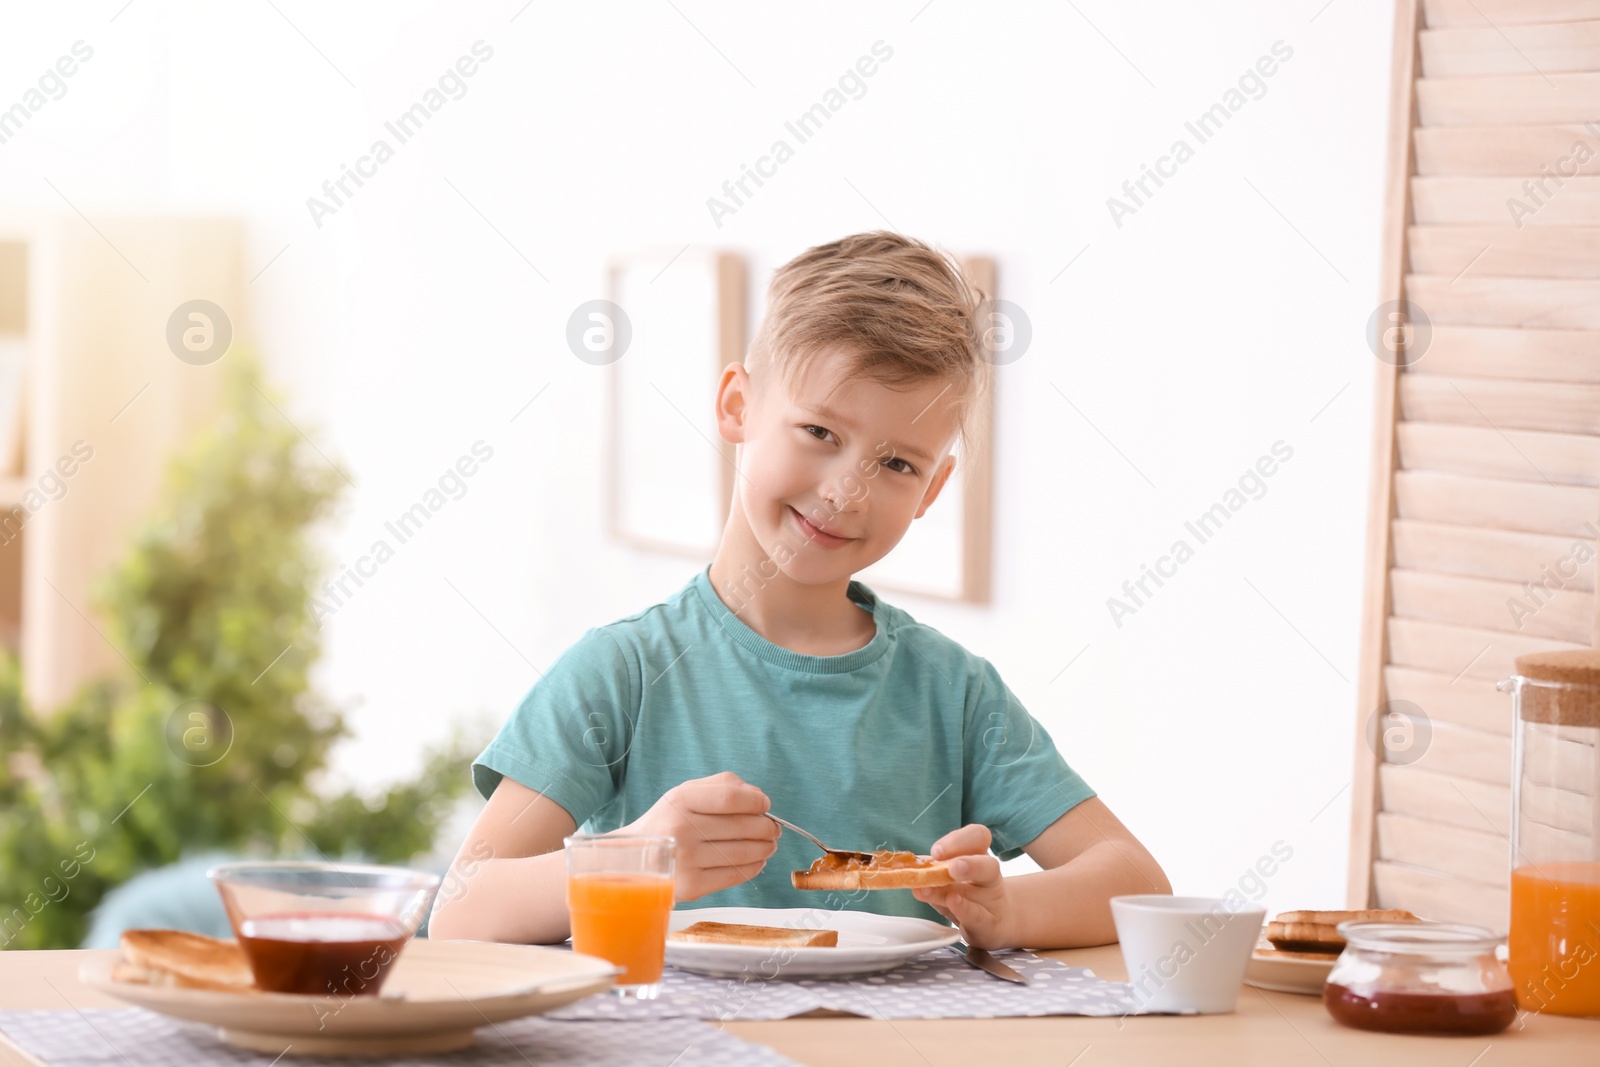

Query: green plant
left=0, top=352, right=478, bottom=950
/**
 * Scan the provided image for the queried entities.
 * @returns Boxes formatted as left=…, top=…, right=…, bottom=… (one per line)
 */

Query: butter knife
left=952, top=939, right=1029, bottom=985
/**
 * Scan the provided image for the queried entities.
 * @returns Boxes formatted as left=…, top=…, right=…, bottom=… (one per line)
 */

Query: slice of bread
left=1265, top=909, right=1419, bottom=955
left=669, top=921, right=838, bottom=947
left=116, top=929, right=256, bottom=992
left=1253, top=944, right=1348, bottom=962
left=791, top=857, right=953, bottom=891
left=1272, top=909, right=1418, bottom=926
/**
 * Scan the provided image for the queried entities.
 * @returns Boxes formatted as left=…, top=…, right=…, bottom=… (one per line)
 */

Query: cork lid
left=1513, top=649, right=1600, bottom=685
left=1513, top=649, right=1600, bottom=726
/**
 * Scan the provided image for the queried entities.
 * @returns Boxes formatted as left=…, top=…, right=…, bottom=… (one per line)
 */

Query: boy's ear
left=715, top=363, right=751, bottom=444
left=913, top=454, right=957, bottom=519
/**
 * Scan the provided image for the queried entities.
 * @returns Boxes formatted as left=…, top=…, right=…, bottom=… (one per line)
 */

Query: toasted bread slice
left=1252, top=944, right=1345, bottom=962
left=791, top=853, right=953, bottom=891
left=1272, top=909, right=1418, bottom=926
left=1264, top=932, right=1344, bottom=955
left=669, top=921, right=838, bottom=947
left=1266, top=909, right=1419, bottom=954
left=117, top=929, right=256, bottom=992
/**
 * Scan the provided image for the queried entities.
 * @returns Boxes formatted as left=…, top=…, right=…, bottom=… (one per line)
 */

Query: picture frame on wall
left=605, top=248, right=745, bottom=558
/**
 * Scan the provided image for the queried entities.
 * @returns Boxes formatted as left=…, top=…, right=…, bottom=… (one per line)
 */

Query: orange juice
left=1509, top=862, right=1600, bottom=1016
left=567, top=872, right=674, bottom=986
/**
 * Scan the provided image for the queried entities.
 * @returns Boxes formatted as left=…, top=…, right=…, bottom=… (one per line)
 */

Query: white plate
left=665, top=907, right=960, bottom=979
left=1243, top=947, right=1338, bottom=995
left=81, top=938, right=616, bottom=1055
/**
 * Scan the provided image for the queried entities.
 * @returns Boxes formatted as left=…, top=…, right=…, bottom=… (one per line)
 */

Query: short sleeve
left=471, top=627, right=639, bottom=827
left=962, top=659, right=1095, bottom=859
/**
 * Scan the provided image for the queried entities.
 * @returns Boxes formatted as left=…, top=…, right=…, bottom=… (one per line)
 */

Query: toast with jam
left=1263, top=908, right=1420, bottom=957
left=791, top=850, right=954, bottom=891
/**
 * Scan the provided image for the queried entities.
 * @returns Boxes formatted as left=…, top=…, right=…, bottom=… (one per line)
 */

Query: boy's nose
left=819, top=483, right=860, bottom=514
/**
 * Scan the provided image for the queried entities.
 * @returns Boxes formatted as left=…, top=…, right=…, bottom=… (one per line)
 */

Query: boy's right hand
left=624, top=772, right=779, bottom=902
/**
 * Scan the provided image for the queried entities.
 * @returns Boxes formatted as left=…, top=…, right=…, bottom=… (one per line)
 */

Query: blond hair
left=747, top=231, right=989, bottom=445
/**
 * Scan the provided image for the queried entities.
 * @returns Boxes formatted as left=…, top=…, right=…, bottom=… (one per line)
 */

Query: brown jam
left=805, top=851, right=929, bottom=874
left=237, top=913, right=409, bottom=996
left=1323, top=983, right=1518, bottom=1035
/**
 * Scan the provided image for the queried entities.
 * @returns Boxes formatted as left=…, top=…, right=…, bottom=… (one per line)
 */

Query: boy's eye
left=801, top=424, right=917, bottom=475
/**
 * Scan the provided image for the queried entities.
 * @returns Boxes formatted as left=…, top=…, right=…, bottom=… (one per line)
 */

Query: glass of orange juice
left=1509, top=862, right=1600, bottom=1016
left=564, top=833, right=675, bottom=999
left=1504, top=652, right=1600, bottom=1017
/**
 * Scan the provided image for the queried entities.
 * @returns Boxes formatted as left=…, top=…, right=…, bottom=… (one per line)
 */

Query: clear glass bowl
left=1323, top=921, right=1516, bottom=1035
left=208, top=861, right=441, bottom=996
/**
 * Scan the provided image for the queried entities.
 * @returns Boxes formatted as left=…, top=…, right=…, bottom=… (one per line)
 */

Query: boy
left=430, top=232, right=1169, bottom=950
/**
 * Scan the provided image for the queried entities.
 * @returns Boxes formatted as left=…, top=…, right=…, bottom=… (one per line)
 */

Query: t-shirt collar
left=690, top=565, right=889, bottom=674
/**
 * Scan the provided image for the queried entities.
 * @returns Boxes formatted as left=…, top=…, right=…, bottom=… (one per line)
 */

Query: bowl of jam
left=209, top=862, right=441, bottom=998
left=1323, top=921, right=1516, bottom=1036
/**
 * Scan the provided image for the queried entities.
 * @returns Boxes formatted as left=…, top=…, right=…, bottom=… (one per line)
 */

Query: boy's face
left=716, top=347, right=960, bottom=585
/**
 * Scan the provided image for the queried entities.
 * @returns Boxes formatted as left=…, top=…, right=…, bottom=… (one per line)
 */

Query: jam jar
left=1323, top=922, right=1516, bottom=1036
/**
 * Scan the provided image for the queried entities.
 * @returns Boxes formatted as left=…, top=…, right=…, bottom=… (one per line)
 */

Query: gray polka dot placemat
left=0, top=1010, right=799, bottom=1067
left=549, top=949, right=1145, bottom=1021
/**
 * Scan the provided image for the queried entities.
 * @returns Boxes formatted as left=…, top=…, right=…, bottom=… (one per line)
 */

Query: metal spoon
left=764, top=813, right=878, bottom=864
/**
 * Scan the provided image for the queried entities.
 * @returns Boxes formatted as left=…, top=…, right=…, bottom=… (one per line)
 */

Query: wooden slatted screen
left=1350, top=0, right=1600, bottom=933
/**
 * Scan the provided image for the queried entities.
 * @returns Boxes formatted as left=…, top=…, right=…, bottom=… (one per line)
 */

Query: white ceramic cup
left=1110, top=895, right=1266, bottom=1014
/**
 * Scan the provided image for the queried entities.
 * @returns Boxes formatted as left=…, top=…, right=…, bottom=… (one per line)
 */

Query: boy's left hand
left=911, top=823, right=1014, bottom=950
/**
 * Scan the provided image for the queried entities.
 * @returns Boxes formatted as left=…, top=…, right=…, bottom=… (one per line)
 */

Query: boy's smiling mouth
left=788, top=506, right=855, bottom=548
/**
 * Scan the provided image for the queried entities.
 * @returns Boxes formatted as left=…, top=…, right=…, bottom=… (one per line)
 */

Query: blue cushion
left=81, top=853, right=237, bottom=948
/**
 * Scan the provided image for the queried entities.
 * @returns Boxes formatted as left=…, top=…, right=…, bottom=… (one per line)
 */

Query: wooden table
left=1, top=945, right=1594, bottom=1066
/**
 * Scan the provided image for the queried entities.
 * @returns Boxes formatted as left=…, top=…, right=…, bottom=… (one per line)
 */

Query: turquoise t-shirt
left=472, top=567, right=1095, bottom=920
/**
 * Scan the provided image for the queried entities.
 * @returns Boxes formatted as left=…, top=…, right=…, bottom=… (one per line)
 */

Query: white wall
left=2, top=0, right=1395, bottom=915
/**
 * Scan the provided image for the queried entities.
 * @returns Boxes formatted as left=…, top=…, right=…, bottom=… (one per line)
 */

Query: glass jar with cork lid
left=1501, top=649, right=1600, bottom=1017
